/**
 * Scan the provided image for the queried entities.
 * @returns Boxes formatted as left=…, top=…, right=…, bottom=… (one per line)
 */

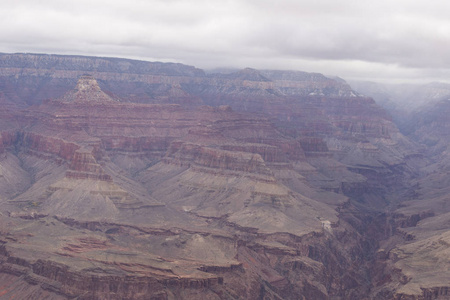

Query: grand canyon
left=0, top=53, right=448, bottom=299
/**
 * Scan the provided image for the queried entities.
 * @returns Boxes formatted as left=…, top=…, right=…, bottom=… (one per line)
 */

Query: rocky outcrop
left=0, top=131, right=16, bottom=154
left=60, top=75, right=117, bottom=103
left=219, top=143, right=289, bottom=164
left=66, top=148, right=112, bottom=181
left=18, top=131, right=81, bottom=161
left=166, top=143, right=273, bottom=175
left=0, top=242, right=223, bottom=300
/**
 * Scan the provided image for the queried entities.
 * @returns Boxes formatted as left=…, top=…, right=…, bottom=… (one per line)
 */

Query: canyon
left=0, top=53, right=448, bottom=299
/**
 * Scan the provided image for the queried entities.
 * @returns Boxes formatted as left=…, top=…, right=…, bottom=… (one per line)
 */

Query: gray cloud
left=1, top=0, right=449, bottom=83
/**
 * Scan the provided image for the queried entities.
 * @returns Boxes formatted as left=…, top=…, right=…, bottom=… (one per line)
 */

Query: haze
left=1, top=0, right=449, bottom=83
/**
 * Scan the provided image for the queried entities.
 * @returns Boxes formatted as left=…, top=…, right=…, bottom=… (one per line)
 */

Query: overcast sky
left=1, top=0, right=449, bottom=83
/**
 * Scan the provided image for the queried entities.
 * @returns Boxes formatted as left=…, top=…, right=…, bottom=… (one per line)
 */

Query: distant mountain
left=0, top=53, right=357, bottom=106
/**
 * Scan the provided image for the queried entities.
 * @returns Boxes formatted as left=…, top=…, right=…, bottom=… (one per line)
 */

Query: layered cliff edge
left=0, top=53, right=446, bottom=299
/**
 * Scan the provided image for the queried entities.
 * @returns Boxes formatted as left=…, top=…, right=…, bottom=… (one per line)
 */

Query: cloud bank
left=1, top=0, right=449, bottom=83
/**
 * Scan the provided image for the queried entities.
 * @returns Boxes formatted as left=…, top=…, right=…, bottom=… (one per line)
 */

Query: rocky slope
left=0, top=53, right=446, bottom=299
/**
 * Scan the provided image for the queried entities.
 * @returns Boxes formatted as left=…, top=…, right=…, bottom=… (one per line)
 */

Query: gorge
left=0, top=53, right=448, bottom=299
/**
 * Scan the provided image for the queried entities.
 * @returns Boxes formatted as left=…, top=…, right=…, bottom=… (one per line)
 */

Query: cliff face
left=0, top=53, right=443, bottom=299
left=0, top=54, right=410, bottom=178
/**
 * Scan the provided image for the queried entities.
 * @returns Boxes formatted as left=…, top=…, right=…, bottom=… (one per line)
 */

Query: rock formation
left=0, top=53, right=446, bottom=299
